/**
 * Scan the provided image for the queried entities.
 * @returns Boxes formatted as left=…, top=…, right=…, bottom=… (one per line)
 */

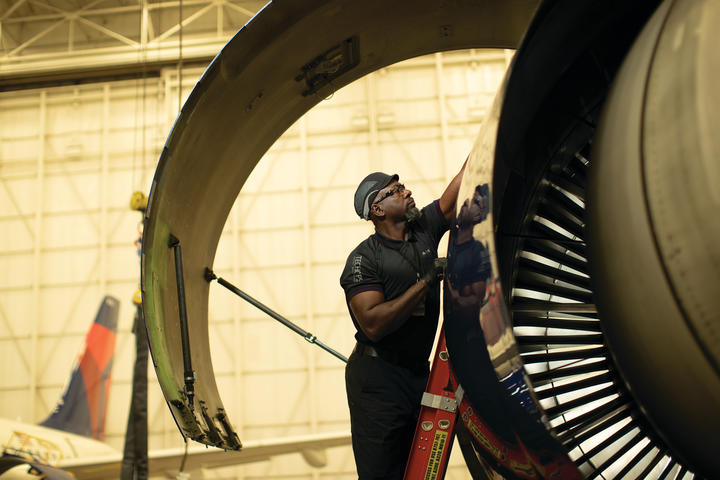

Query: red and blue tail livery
left=0, top=293, right=349, bottom=478
left=39, top=296, right=119, bottom=441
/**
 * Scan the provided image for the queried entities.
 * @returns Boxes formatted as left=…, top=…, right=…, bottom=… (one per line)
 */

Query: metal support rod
left=205, top=268, right=348, bottom=363
left=169, top=234, right=196, bottom=409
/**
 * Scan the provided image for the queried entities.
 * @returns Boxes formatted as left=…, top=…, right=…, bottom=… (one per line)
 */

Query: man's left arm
left=438, top=157, right=468, bottom=222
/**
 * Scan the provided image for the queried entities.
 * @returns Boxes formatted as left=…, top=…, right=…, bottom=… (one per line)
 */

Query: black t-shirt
left=340, top=200, right=450, bottom=363
left=446, top=239, right=491, bottom=290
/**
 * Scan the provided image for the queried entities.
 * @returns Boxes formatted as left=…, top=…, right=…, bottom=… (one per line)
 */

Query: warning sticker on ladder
left=404, top=328, right=458, bottom=480
left=424, top=430, right=449, bottom=480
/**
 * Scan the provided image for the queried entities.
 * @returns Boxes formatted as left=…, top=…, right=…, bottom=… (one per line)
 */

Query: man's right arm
left=438, top=157, right=468, bottom=222
left=348, top=280, right=430, bottom=342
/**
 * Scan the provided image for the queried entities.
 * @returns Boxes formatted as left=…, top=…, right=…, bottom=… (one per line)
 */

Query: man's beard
left=404, top=206, right=422, bottom=224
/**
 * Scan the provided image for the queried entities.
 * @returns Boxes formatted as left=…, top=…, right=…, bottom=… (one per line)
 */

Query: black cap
left=354, top=172, right=398, bottom=220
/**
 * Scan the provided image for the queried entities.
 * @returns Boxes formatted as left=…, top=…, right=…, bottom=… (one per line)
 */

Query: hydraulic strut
left=168, top=234, right=196, bottom=410
left=205, top=268, right=348, bottom=363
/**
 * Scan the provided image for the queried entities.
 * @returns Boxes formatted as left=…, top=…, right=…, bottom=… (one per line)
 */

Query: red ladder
left=403, top=326, right=460, bottom=480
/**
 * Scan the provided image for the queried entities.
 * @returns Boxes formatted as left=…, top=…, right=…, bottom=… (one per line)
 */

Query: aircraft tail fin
left=39, top=296, right=120, bottom=441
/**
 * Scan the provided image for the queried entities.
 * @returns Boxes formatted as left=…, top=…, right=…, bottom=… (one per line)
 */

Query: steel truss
left=0, top=0, right=264, bottom=90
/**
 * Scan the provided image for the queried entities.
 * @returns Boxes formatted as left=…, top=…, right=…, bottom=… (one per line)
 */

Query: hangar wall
left=0, top=48, right=510, bottom=478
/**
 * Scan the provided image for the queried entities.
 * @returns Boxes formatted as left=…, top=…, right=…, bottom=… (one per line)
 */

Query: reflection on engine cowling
left=445, top=175, right=585, bottom=478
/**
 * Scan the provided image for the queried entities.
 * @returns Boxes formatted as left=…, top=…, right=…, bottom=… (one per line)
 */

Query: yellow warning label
left=424, top=430, right=448, bottom=480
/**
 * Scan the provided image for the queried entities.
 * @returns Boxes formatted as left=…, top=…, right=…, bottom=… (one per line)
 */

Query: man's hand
left=422, top=257, right=447, bottom=286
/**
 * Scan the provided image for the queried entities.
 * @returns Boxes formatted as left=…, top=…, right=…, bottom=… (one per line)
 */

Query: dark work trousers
left=345, top=349, right=429, bottom=479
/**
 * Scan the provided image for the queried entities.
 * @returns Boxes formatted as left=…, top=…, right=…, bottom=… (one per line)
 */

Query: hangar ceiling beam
left=0, top=0, right=263, bottom=91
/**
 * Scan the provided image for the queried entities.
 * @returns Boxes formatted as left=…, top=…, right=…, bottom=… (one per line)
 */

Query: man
left=340, top=162, right=466, bottom=479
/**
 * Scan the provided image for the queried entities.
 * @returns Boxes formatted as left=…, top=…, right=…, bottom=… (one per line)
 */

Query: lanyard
left=394, top=241, right=424, bottom=280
